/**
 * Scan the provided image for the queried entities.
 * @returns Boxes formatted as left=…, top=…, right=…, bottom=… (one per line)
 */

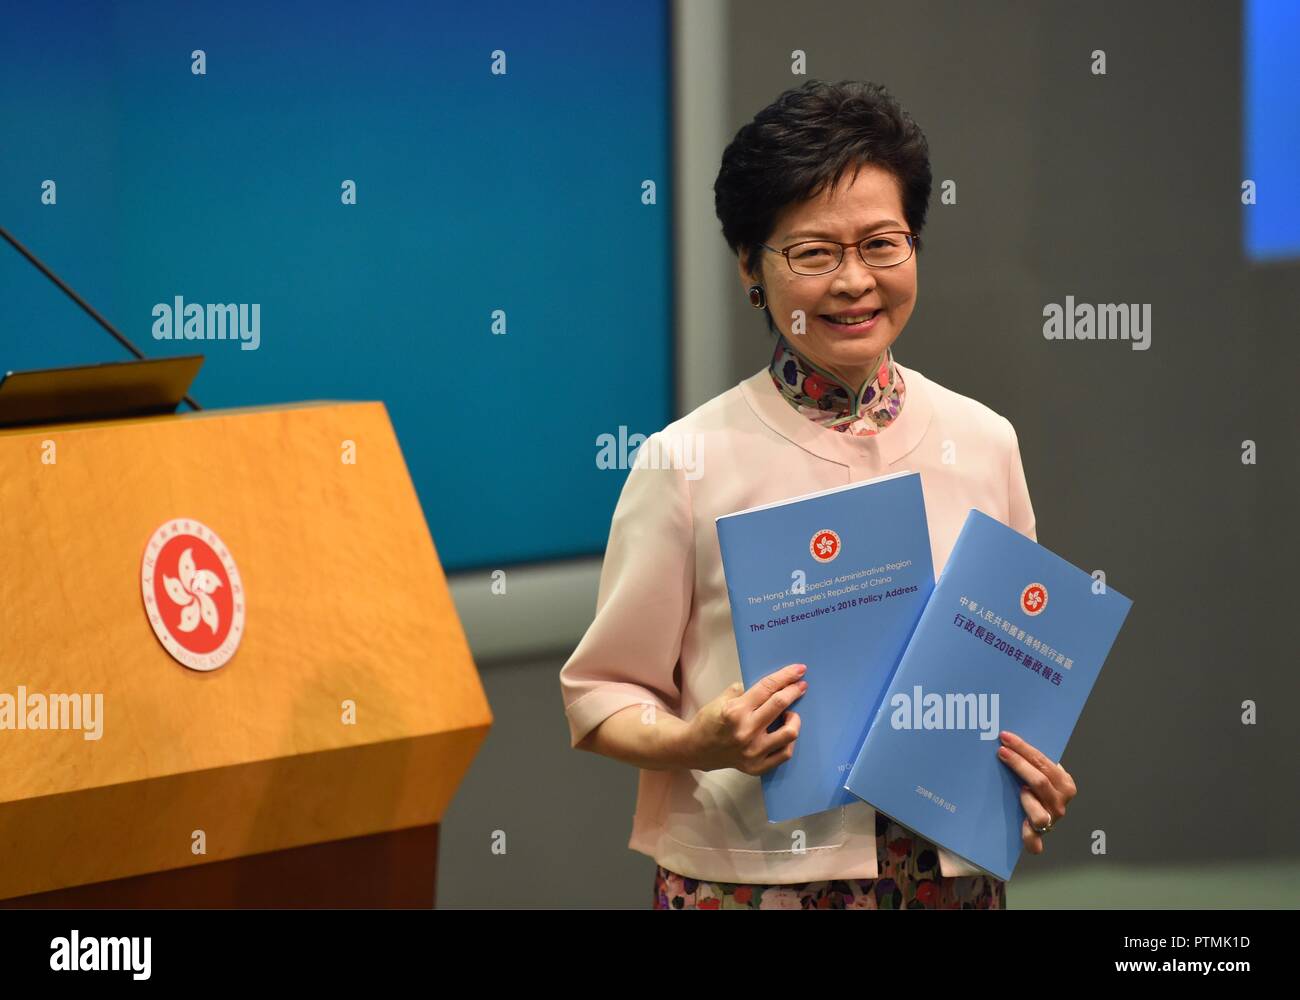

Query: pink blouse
left=559, top=352, right=1037, bottom=883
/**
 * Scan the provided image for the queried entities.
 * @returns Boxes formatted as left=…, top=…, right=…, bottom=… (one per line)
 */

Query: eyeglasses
left=759, top=231, right=919, bottom=275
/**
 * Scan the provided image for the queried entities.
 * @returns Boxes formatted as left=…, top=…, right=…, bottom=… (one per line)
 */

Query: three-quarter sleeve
left=1005, top=417, right=1037, bottom=543
left=559, top=431, right=694, bottom=749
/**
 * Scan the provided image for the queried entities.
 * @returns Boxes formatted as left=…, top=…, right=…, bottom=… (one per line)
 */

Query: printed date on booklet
left=916, top=783, right=958, bottom=814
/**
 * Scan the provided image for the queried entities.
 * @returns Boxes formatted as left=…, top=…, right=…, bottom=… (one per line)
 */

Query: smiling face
left=740, top=162, right=918, bottom=390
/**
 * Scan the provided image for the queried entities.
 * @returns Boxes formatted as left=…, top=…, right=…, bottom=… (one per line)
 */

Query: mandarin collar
left=739, top=358, right=933, bottom=474
left=768, top=333, right=904, bottom=435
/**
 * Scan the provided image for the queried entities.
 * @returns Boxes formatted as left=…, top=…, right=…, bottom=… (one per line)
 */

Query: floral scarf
left=768, top=333, right=905, bottom=437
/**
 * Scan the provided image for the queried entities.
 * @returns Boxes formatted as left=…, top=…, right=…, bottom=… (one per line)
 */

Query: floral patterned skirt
left=653, top=810, right=1006, bottom=909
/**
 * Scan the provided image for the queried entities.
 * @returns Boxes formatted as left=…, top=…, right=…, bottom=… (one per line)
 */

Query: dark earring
left=747, top=284, right=766, bottom=309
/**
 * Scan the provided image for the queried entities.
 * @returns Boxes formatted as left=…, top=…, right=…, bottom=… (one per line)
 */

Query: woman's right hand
left=685, top=663, right=807, bottom=775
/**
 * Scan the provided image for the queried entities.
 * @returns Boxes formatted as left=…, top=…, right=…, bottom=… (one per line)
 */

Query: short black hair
left=714, top=80, right=932, bottom=334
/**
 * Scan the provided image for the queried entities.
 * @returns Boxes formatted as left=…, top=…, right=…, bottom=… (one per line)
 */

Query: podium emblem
left=141, top=518, right=245, bottom=671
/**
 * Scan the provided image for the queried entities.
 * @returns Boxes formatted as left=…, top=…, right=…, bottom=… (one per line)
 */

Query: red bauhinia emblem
left=141, top=518, right=245, bottom=671
left=1020, top=582, right=1048, bottom=617
left=810, top=528, right=841, bottom=563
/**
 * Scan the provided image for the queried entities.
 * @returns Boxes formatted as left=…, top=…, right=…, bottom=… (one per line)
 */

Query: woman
left=559, top=80, right=1077, bottom=910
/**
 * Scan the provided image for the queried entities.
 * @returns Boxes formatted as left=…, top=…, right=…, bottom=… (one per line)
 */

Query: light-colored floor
left=1007, top=861, right=1300, bottom=909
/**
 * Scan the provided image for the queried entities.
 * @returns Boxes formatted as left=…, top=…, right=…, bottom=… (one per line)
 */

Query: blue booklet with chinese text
left=715, top=471, right=935, bottom=824
left=843, top=508, right=1133, bottom=881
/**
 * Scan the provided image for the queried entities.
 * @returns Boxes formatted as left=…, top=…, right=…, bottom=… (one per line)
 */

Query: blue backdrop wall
left=0, top=0, right=673, bottom=572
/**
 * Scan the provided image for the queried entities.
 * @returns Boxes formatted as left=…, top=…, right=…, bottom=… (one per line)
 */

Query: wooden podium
left=0, top=401, right=491, bottom=908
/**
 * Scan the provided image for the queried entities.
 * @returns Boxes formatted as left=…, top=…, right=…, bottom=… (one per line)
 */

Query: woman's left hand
left=995, top=730, right=1077, bottom=855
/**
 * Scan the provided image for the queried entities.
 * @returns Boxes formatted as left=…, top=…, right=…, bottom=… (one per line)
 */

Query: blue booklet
left=843, top=508, right=1133, bottom=880
left=715, top=471, right=935, bottom=824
